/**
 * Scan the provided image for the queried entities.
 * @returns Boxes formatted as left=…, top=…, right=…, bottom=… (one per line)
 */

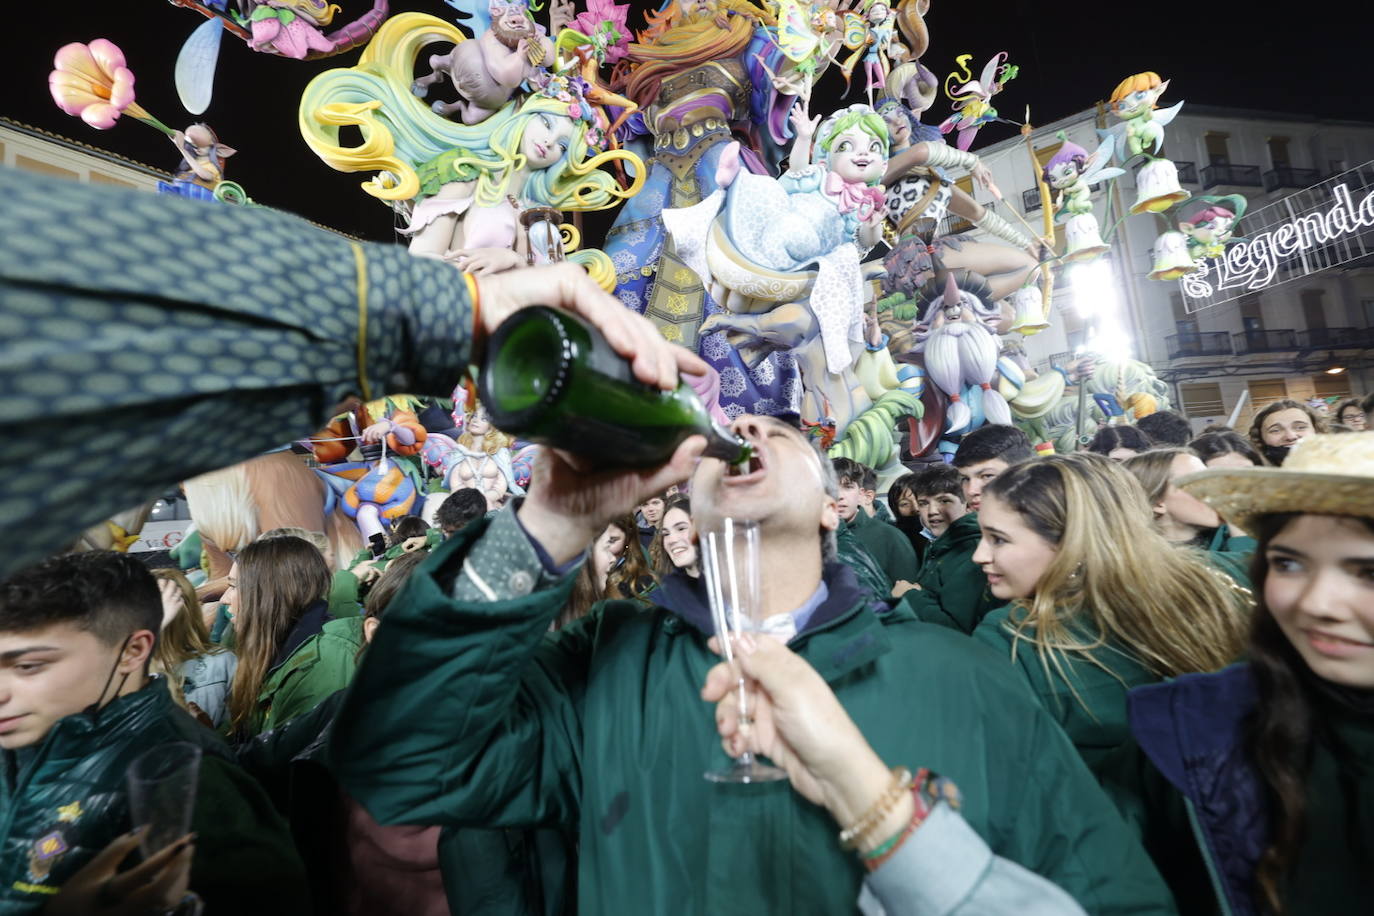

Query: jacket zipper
left=1183, top=795, right=1238, bottom=916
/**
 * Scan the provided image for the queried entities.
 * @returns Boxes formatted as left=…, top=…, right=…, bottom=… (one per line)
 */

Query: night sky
left=5, top=2, right=1365, bottom=243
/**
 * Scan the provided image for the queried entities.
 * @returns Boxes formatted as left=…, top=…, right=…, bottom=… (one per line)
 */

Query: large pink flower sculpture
left=572, top=0, right=631, bottom=65
left=49, top=39, right=150, bottom=130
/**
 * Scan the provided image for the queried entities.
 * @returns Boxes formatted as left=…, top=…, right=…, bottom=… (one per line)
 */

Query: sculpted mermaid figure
left=299, top=12, right=641, bottom=282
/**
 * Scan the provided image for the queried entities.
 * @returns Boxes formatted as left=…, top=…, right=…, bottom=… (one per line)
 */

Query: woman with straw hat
left=1109, top=432, right=1374, bottom=914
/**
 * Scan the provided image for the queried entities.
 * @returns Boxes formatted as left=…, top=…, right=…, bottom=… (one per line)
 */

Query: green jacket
left=0, top=678, right=308, bottom=913
left=836, top=524, right=892, bottom=599
left=327, top=515, right=1177, bottom=916
left=901, top=514, right=1000, bottom=634
left=327, top=569, right=363, bottom=619
left=335, top=530, right=447, bottom=618
left=255, top=615, right=364, bottom=736
left=1104, top=666, right=1374, bottom=916
left=1204, top=527, right=1257, bottom=592
left=973, top=606, right=1162, bottom=777
left=844, top=509, right=920, bottom=584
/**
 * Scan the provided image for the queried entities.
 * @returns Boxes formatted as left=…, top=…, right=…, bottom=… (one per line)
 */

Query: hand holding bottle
left=476, top=264, right=711, bottom=565
left=474, top=263, right=707, bottom=393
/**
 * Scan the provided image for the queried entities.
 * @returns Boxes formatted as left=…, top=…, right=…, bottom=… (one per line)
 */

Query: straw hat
left=1176, top=433, right=1374, bottom=532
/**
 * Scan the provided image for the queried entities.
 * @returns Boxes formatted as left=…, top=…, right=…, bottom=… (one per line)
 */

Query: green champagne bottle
left=478, top=306, right=752, bottom=468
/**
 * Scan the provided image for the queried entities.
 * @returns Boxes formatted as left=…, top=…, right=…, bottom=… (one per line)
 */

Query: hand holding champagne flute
left=701, top=633, right=912, bottom=846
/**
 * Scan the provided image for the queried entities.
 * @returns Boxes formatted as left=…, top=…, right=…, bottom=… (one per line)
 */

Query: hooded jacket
left=1114, top=665, right=1374, bottom=916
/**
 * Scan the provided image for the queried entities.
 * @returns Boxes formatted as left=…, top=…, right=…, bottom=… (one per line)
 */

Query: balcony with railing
left=1263, top=165, right=1322, bottom=192
left=1174, top=161, right=1198, bottom=184
left=1022, top=188, right=1042, bottom=212
left=1233, top=328, right=1297, bottom=353
left=1202, top=163, right=1263, bottom=189
left=1166, top=331, right=1233, bottom=360
left=1298, top=327, right=1374, bottom=349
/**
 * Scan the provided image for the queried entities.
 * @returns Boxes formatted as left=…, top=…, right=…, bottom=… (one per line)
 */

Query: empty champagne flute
left=127, top=742, right=204, bottom=914
left=700, top=518, right=787, bottom=784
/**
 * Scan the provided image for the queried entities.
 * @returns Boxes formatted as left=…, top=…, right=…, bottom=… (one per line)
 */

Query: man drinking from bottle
left=327, top=372, right=1176, bottom=911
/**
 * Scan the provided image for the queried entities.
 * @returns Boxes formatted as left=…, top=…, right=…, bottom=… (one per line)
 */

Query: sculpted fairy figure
left=875, top=74, right=1045, bottom=302
left=664, top=103, right=888, bottom=382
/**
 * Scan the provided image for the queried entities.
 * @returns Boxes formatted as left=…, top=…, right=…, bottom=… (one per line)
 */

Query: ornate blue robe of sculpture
left=604, top=27, right=801, bottom=420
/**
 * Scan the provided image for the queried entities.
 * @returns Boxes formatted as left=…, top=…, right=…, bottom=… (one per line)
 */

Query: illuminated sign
left=1181, top=164, right=1374, bottom=311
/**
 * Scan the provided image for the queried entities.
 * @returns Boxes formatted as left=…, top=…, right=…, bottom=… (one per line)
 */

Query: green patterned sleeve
left=0, top=167, right=475, bottom=579
left=451, top=505, right=579, bottom=604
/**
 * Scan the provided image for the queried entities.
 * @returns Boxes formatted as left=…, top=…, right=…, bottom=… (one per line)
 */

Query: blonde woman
left=970, top=453, right=1250, bottom=775
left=152, top=567, right=237, bottom=728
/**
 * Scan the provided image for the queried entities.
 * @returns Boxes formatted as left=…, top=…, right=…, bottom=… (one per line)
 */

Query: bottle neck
left=700, top=422, right=750, bottom=464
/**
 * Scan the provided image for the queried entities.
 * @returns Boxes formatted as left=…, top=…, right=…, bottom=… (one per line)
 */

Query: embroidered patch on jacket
left=27, top=831, right=68, bottom=882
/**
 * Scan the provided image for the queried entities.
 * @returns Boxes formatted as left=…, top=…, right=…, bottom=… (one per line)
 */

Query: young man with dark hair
left=856, top=466, right=892, bottom=522
left=0, top=551, right=308, bottom=913
left=903, top=426, right=1037, bottom=634
left=435, top=488, right=490, bottom=538
left=1135, top=410, right=1192, bottom=448
left=911, top=464, right=967, bottom=541
left=832, top=458, right=920, bottom=586
left=950, top=424, right=1035, bottom=513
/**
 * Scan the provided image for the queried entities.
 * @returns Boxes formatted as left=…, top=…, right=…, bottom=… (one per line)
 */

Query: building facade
left=0, top=118, right=170, bottom=191
left=964, top=104, right=1374, bottom=431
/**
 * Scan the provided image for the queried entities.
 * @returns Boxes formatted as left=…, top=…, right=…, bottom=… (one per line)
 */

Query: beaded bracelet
left=861, top=769, right=964, bottom=872
left=838, top=766, right=913, bottom=850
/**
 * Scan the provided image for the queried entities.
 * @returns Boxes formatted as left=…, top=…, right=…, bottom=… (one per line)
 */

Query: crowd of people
left=1, top=176, right=1372, bottom=915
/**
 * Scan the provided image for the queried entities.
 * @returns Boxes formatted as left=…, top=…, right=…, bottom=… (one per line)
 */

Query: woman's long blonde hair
left=986, top=453, right=1250, bottom=712
left=226, top=538, right=331, bottom=734
left=151, top=568, right=223, bottom=710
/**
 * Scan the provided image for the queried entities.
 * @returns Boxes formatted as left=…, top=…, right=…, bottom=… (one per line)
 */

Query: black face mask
left=892, top=515, right=925, bottom=536
left=1261, top=444, right=1291, bottom=466
left=82, top=632, right=135, bottom=725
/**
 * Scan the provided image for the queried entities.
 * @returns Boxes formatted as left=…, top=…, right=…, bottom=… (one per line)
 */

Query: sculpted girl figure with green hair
left=299, top=12, right=642, bottom=281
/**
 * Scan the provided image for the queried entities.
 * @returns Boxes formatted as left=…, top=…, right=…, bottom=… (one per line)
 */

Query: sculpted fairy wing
left=976, top=53, right=1007, bottom=97
left=1081, top=160, right=1125, bottom=185
left=774, top=0, right=820, bottom=62
left=1095, top=122, right=1129, bottom=163
left=1152, top=100, right=1184, bottom=128
left=842, top=11, right=869, bottom=49
left=1080, top=135, right=1125, bottom=184
left=175, top=13, right=224, bottom=114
